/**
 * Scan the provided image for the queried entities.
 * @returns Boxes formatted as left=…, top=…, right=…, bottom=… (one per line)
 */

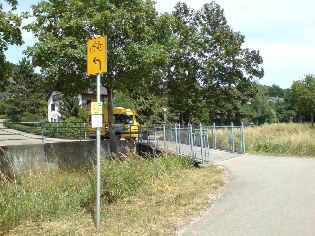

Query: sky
left=4, top=0, right=315, bottom=89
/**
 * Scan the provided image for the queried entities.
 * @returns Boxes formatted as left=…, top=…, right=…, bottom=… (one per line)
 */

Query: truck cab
left=88, top=107, right=147, bottom=140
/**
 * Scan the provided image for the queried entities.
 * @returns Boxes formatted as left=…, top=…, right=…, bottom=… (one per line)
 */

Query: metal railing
left=0, top=121, right=246, bottom=163
left=139, top=123, right=246, bottom=164
left=1, top=121, right=88, bottom=144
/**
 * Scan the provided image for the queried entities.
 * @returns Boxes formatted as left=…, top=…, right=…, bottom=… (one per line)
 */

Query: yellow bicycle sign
left=87, top=36, right=107, bottom=75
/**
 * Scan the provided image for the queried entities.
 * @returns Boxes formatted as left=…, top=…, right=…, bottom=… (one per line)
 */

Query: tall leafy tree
left=166, top=2, right=264, bottom=125
left=250, top=89, right=277, bottom=124
left=0, top=0, right=26, bottom=91
left=6, top=58, right=46, bottom=122
left=197, top=2, right=263, bottom=124
left=268, top=84, right=285, bottom=97
left=289, top=74, right=315, bottom=126
left=166, top=3, right=204, bottom=124
left=58, top=95, right=88, bottom=122
left=25, top=0, right=170, bottom=152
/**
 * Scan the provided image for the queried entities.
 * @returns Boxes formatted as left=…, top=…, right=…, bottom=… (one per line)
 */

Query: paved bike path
left=179, top=155, right=315, bottom=236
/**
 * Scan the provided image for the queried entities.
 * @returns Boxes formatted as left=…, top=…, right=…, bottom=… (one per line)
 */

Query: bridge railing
left=2, top=121, right=88, bottom=143
left=139, top=123, right=246, bottom=163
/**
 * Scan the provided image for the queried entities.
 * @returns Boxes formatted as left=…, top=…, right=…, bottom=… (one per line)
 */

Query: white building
left=47, top=87, right=108, bottom=122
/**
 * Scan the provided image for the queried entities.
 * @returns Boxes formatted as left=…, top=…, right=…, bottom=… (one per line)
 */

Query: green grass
left=0, top=154, right=225, bottom=235
left=245, top=123, right=315, bottom=157
left=0, top=167, right=93, bottom=232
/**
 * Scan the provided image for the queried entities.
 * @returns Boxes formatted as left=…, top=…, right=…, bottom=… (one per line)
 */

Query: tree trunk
left=311, top=111, right=314, bottom=127
left=107, top=85, right=117, bottom=153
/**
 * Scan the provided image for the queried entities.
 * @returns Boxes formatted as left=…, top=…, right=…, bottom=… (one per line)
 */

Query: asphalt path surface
left=179, top=155, right=315, bottom=236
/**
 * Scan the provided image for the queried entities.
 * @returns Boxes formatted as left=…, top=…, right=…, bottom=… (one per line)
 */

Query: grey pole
left=206, top=127, right=210, bottom=162
left=96, top=74, right=101, bottom=230
left=154, top=125, right=157, bottom=148
left=241, top=122, right=246, bottom=154
left=199, top=124, right=204, bottom=163
left=178, top=123, right=181, bottom=154
left=175, top=124, right=179, bottom=156
left=146, top=127, right=149, bottom=146
left=163, top=124, right=166, bottom=149
left=188, top=123, right=191, bottom=144
left=230, top=122, right=235, bottom=153
left=189, top=124, right=195, bottom=161
left=79, top=121, right=82, bottom=141
left=41, top=122, right=44, bottom=144
left=212, top=122, right=217, bottom=149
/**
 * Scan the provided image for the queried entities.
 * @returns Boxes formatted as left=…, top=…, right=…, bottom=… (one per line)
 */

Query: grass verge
left=1, top=154, right=225, bottom=236
left=245, top=123, right=315, bottom=157
left=214, top=123, right=315, bottom=157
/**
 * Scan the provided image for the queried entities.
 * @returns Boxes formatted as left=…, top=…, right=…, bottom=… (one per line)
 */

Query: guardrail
left=139, top=123, right=246, bottom=163
left=0, top=121, right=246, bottom=162
left=1, top=121, right=88, bottom=143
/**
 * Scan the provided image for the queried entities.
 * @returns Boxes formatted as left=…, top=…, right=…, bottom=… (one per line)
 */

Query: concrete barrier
left=0, top=140, right=137, bottom=178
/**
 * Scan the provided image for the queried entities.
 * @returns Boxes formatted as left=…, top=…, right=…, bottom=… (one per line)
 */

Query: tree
left=166, top=3, right=204, bottom=124
left=165, top=2, right=264, bottom=125
left=0, top=0, right=26, bottom=91
left=250, top=89, right=277, bottom=124
left=6, top=58, right=46, bottom=122
left=58, top=95, right=87, bottom=122
left=268, top=84, right=285, bottom=97
left=289, top=74, right=315, bottom=126
left=197, top=2, right=263, bottom=124
left=25, top=0, right=170, bottom=152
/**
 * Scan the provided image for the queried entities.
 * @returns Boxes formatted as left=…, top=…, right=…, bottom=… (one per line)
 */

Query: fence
left=139, top=123, right=246, bottom=164
left=0, top=121, right=246, bottom=164
left=1, top=121, right=88, bottom=144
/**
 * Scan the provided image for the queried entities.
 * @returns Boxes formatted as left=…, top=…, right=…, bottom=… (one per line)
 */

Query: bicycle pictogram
left=90, top=40, right=104, bottom=53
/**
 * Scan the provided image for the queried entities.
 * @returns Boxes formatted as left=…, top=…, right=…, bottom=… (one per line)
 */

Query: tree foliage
left=289, top=74, right=315, bottom=126
left=0, top=0, right=26, bottom=91
left=58, top=95, right=88, bottom=122
left=5, top=58, right=46, bottom=122
left=25, top=0, right=170, bottom=151
left=165, top=2, right=264, bottom=125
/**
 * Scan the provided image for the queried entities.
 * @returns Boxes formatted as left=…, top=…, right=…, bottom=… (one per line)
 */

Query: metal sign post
left=87, top=35, right=107, bottom=231
left=96, top=74, right=101, bottom=230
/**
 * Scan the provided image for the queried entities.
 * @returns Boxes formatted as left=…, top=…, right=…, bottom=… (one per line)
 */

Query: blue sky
left=5, top=0, right=315, bottom=88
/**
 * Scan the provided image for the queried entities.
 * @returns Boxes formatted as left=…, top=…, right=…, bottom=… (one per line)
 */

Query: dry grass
left=2, top=157, right=225, bottom=236
left=209, top=123, right=315, bottom=157
left=245, top=123, right=315, bottom=157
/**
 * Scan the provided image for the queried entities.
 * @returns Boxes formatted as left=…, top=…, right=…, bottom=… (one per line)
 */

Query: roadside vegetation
left=0, top=154, right=225, bottom=235
left=215, top=123, right=315, bottom=157
left=245, top=123, right=315, bottom=157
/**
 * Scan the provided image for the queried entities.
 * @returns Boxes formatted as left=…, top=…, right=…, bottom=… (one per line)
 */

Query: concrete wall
left=0, top=140, right=137, bottom=178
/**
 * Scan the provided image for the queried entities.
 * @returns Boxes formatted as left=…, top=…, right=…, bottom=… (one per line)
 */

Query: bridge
left=139, top=124, right=246, bottom=164
left=0, top=121, right=246, bottom=178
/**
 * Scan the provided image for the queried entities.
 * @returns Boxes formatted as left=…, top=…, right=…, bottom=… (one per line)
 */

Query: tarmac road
left=179, top=155, right=315, bottom=236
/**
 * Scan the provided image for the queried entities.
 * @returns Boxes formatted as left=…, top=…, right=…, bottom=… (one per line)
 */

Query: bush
left=0, top=101, right=6, bottom=115
left=20, top=114, right=42, bottom=122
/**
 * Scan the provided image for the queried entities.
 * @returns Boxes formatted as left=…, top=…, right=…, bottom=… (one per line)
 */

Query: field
left=215, top=123, right=315, bottom=157
left=0, top=154, right=225, bottom=235
left=245, top=123, right=315, bottom=157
